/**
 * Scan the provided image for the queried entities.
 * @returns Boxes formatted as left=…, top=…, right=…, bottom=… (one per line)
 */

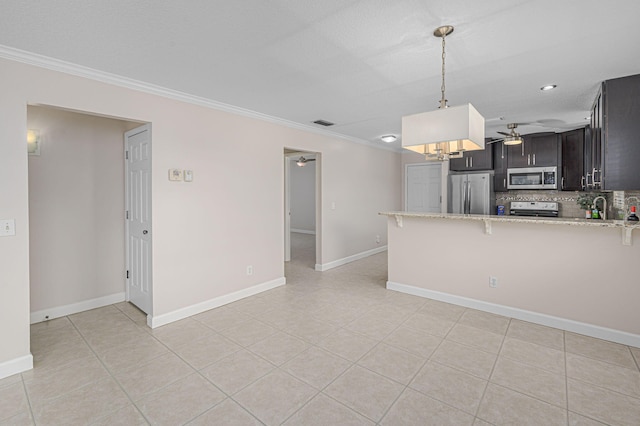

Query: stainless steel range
left=510, top=201, right=559, bottom=217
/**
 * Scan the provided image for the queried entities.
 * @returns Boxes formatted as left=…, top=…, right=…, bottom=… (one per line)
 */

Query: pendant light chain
left=440, top=32, right=447, bottom=109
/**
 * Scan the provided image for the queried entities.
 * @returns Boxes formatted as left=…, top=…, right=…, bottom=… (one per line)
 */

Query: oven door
left=507, top=167, right=557, bottom=189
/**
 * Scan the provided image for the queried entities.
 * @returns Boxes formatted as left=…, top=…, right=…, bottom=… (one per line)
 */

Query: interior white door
left=125, top=124, right=152, bottom=314
left=405, top=164, right=442, bottom=212
left=284, top=157, right=291, bottom=262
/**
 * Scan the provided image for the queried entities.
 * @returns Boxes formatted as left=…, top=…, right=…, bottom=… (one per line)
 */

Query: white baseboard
left=0, top=354, right=33, bottom=380
left=148, top=277, right=286, bottom=328
left=387, top=281, right=640, bottom=349
left=291, top=228, right=316, bottom=235
left=30, top=292, right=126, bottom=324
left=315, top=246, right=387, bottom=272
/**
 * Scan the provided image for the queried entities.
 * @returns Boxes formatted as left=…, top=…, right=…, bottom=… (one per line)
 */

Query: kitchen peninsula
left=381, top=212, right=640, bottom=347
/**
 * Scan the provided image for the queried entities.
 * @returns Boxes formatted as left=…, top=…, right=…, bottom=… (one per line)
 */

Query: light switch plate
left=168, top=169, right=183, bottom=181
left=184, top=170, right=193, bottom=182
left=0, top=219, right=16, bottom=237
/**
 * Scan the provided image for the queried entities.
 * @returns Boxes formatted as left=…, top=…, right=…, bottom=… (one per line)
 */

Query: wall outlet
left=489, top=276, right=498, bottom=288
left=246, top=265, right=253, bottom=276
left=376, top=235, right=381, bottom=244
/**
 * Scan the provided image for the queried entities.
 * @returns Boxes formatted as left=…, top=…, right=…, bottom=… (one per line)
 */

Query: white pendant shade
left=402, top=103, right=485, bottom=157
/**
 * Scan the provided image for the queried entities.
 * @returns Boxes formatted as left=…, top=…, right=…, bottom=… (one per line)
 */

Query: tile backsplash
left=495, top=190, right=640, bottom=219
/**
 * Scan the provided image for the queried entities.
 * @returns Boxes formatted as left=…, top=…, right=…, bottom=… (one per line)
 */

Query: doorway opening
left=284, top=149, right=321, bottom=272
left=27, top=104, right=150, bottom=324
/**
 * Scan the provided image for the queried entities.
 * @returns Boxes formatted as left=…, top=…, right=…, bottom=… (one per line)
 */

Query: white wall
left=27, top=106, right=137, bottom=316
left=387, top=215, right=640, bottom=345
left=0, top=57, right=401, bottom=377
left=290, top=159, right=315, bottom=233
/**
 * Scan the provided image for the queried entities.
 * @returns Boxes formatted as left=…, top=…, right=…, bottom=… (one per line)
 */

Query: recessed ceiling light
left=540, top=84, right=557, bottom=91
left=381, top=135, right=397, bottom=143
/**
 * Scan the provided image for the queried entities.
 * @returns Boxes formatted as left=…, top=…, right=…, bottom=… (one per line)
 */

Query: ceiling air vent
left=313, top=119, right=335, bottom=127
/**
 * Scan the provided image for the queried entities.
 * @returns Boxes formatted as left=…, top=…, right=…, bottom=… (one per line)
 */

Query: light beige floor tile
left=345, top=316, right=398, bottom=341
left=383, top=326, right=442, bottom=357
left=631, top=346, right=640, bottom=368
left=220, top=318, right=278, bottom=347
left=282, top=347, right=351, bottom=389
left=281, top=318, right=338, bottom=344
left=115, top=352, right=193, bottom=401
left=114, top=302, right=148, bottom=326
left=477, top=383, right=567, bottom=426
left=30, top=317, right=74, bottom=337
left=200, top=349, right=274, bottom=395
left=188, top=398, right=261, bottom=426
left=418, top=299, right=466, bottom=322
left=473, top=419, right=493, bottom=426
left=358, top=343, right=425, bottom=385
left=565, top=332, right=636, bottom=369
left=0, top=382, right=29, bottom=422
left=446, top=323, right=505, bottom=354
left=227, top=297, right=277, bottom=317
left=98, top=333, right=169, bottom=373
left=458, top=310, right=510, bottom=335
left=324, top=365, right=404, bottom=422
left=0, top=410, right=33, bottom=426
left=402, top=312, right=455, bottom=337
left=317, top=328, right=378, bottom=362
left=248, top=331, right=309, bottom=366
left=362, top=305, right=416, bottom=325
left=283, top=393, right=374, bottom=425
left=500, top=337, right=565, bottom=374
left=83, top=325, right=150, bottom=355
left=568, top=378, right=640, bottom=425
left=568, top=411, right=608, bottom=425
left=32, top=378, right=130, bottom=426
left=431, top=340, right=497, bottom=379
left=137, top=373, right=225, bottom=426
left=384, top=291, right=428, bottom=310
left=91, top=404, right=148, bottom=426
left=252, top=307, right=308, bottom=329
left=174, top=332, right=242, bottom=370
left=234, top=370, right=317, bottom=425
left=0, top=374, right=22, bottom=389
left=491, top=357, right=566, bottom=407
left=25, top=355, right=110, bottom=408
left=410, top=361, right=487, bottom=415
left=149, top=318, right=216, bottom=350
left=192, top=306, right=252, bottom=331
left=380, top=387, right=474, bottom=426
left=506, top=319, right=564, bottom=350
left=567, top=352, right=640, bottom=398
left=28, top=337, right=95, bottom=377
left=310, top=304, right=368, bottom=327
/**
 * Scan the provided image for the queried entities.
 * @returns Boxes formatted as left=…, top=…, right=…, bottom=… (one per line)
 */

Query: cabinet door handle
left=470, top=157, right=473, bottom=168
left=504, top=178, right=506, bottom=188
left=561, top=177, right=565, bottom=190
left=533, top=154, right=536, bottom=165
left=527, top=154, right=531, bottom=165
left=465, top=157, right=469, bottom=168
left=581, top=176, right=585, bottom=190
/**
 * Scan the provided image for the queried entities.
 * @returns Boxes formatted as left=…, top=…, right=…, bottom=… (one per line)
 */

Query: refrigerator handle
left=467, top=180, right=472, bottom=214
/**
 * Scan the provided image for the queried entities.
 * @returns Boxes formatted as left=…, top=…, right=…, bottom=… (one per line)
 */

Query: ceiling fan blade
left=485, top=138, right=505, bottom=144
left=497, top=131, right=510, bottom=136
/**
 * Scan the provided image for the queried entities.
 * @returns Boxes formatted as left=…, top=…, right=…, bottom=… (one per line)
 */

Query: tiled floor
left=2, top=233, right=640, bottom=425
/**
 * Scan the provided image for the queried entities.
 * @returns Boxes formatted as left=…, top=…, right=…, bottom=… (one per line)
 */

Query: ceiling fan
left=295, top=156, right=316, bottom=167
left=488, top=123, right=523, bottom=145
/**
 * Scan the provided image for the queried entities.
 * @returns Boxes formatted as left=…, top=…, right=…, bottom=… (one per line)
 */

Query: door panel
left=406, top=164, right=441, bottom=213
left=125, top=124, right=152, bottom=315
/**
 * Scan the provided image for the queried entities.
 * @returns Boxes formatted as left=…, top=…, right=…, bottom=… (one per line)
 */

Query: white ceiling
left=2, top=0, right=639, bottom=149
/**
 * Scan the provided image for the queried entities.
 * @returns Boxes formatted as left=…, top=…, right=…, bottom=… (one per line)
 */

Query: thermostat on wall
left=184, top=170, right=193, bottom=182
left=168, top=169, right=183, bottom=181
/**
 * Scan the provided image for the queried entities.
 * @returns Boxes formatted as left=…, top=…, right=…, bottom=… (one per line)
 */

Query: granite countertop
left=379, top=211, right=640, bottom=229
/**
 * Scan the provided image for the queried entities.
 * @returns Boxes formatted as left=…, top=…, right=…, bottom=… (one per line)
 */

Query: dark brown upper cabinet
left=449, top=141, right=493, bottom=172
left=507, top=132, right=560, bottom=169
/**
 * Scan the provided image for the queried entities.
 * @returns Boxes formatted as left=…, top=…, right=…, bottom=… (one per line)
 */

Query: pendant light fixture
left=402, top=25, right=485, bottom=161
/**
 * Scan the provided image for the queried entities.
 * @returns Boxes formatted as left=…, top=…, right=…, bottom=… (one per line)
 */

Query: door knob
left=143, top=230, right=148, bottom=235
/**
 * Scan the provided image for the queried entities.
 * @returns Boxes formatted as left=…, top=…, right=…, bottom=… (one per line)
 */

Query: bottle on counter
left=591, top=207, right=599, bottom=219
left=585, top=209, right=591, bottom=219
left=628, top=206, right=640, bottom=222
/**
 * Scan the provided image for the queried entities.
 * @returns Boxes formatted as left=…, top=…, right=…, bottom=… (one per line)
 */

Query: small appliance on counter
left=510, top=201, right=559, bottom=217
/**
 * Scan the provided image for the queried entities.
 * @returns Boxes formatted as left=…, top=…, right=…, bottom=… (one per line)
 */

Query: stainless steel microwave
left=507, top=166, right=557, bottom=190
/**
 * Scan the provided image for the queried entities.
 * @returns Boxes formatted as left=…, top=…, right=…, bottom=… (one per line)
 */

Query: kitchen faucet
left=592, top=196, right=607, bottom=220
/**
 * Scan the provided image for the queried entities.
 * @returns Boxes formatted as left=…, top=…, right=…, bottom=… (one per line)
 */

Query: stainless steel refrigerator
left=448, top=172, right=494, bottom=215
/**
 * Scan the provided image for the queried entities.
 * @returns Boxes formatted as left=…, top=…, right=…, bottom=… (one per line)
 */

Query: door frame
left=283, top=149, right=322, bottom=268
left=124, top=123, right=153, bottom=317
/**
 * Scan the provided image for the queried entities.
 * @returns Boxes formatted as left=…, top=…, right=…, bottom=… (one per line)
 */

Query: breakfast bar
left=381, top=212, right=640, bottom=347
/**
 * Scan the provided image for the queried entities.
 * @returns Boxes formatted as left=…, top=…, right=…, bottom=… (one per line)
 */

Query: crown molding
left=0, top=44, right=401, bottom=153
